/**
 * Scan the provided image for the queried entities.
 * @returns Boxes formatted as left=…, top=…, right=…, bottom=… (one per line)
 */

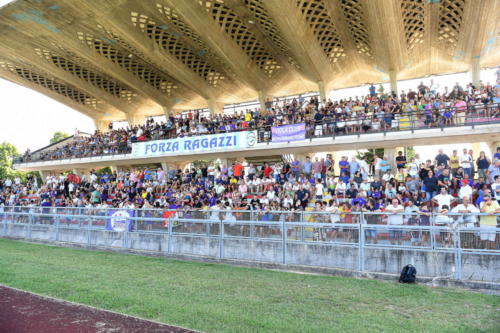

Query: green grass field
left=0, top=239, right=498, bottom=333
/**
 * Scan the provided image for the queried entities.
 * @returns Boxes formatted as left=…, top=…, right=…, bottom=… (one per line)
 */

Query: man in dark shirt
left=435, top=149, right=450, bottom=167
left=395, top=151, right=407, bottom=170
left=437, top=168, right=451, bottom=189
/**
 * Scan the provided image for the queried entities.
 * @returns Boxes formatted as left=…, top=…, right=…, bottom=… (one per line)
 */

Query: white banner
left=131, top=131, right=257, bottom=158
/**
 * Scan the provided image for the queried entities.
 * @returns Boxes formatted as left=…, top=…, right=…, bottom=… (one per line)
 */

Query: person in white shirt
left=315, top=179, right=324, bottom=200
left=407, top=158, right=419, bottom=178
left=458, top=183, right=473, bottom=200
left=491, top=175, right=500, bottom=202
left=432, top=188, right=455, bottom=210
left=385, top=198, right=404, bottom=244
left=459, top=148, right=473, bottom=178
left=210, top=201, right=221, bottom=221
left=452, top=196, right=479, bottom=228
left=358, top=158, right=369, bottom=180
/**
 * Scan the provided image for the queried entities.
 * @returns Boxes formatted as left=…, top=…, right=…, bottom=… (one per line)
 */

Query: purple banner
left=107, top=210, right=134, bottom=232
left=271, top=123, right=306, bottom=143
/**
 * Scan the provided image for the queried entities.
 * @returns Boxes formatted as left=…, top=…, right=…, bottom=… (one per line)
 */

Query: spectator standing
left=386, top=198, right=404, bottom=245
left=460, top=148, right=473, bottom=178
left=479, top=195, right=500, bottom=249
left=435, top=149, right=450, bottom=168
left=476, top=151, right=491, bottom=180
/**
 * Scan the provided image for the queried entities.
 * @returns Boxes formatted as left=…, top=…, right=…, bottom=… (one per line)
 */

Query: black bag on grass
left=399, top=264, right=416, bottom=283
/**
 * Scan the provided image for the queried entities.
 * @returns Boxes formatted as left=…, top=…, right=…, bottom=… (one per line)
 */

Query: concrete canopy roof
left=0, top=0, right=499, bottom=123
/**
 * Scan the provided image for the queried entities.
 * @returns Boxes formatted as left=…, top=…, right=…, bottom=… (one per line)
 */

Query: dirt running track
left=0, top=285, right=196, bottom=333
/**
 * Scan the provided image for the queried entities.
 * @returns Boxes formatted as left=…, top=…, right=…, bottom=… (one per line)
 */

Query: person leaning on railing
left=479, top=195, right=500, bottom=249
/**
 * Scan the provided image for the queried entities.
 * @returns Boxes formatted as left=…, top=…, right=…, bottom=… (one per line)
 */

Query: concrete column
left=317, top=80, right=326, bottom=102
left=258, top=90, right=266, bottom=112
left=207, top=99, right=224, bottom=115
left=109, top=165, right=118, bottom=174
left=38, top=170, right=47, bottom=184
left=160, top=162, right=168, bottom=172
left=389, top=70, right=398, bottom=95
left=126, top=113, right=145, bottom=127
left=93, top=119, right=109, bottom=132
left=384, top=147, right=398, bottom=172
left=258, top=91, right=273, bottom=113
left=488, top=142, right=500, bottom=158
left=471, top=56, right=481, bottom=87
left=162, top=106, right=171, bottom=119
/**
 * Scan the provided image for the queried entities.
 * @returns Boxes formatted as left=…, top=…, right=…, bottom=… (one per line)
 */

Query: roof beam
left=457, top=0, right=498, bottom=61
left=0, top=39, right=134, bottom=116
left=67, top=0, right=217, bottom=101
left=2, top=0, right=176, bottom=109
left=164, top=0, right=270, bottom=93
left=322, top=0, right=370, bottom=84
left=258, top=0, right=334, bottom=84
left=362, top=0, right=408, bottom=74
left=0, top=65, right=113, bottom=122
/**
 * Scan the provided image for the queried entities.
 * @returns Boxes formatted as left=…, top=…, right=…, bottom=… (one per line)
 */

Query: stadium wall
left=2, top=223, right=498, bottom=284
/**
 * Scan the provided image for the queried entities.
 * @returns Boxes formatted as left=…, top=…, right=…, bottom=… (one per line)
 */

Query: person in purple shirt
left=494, top=147, right=500, bottom=161
left=339, top=156, right=350, bottom=176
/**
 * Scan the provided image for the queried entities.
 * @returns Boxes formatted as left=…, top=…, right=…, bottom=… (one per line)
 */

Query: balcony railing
left=13, top=103, right=500, bottom=164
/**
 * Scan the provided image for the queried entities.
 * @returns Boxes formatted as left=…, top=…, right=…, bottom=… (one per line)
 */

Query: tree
left=50, top=131, right=70, bottom=144
left=405, top=146, right=416, bottom=160
left=0, top=141, right=23, bottom=180
left=356, top=148, right=384, bottom=165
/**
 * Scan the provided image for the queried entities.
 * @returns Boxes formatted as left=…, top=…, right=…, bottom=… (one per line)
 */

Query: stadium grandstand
left=0, top=0, right=500, bottom=332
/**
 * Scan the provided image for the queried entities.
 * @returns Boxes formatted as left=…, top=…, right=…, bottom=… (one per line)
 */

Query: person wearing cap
left=479, top=195, right=500, bottom=249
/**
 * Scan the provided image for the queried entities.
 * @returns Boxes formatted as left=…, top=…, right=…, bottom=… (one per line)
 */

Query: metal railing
left=1, top=206, right=498, bottom=281
left=13, top=103, right=500, bottom=164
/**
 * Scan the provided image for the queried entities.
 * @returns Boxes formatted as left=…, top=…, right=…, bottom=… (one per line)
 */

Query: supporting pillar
left=258, top=90, right=266, bottom=112
left=126, top=113, right=145, bottom=127
left=207, top=99, right=224, bottom=115
left=471, top=56, right=481, bottom=87
left=389, top=70, right=398, bottom=95
left=109, top=165, right=118, bottom=174
left=317, top=80, right=326, bottom=102
left=93, top=119, right=109, bottom=132
left=488, top=142, right=500, bottom=158
left=258, top=91, right=274, bottom=113
left=384, top=147, right=398, bottom=173
left=160, top=162, right=168, bottom=172
left=162, top=106, right=171, bottom=119
left=38, top=170, right=47, bottom=184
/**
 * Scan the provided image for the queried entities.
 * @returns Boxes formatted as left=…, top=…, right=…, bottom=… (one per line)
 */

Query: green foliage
left=405, top=146, right=416, bottom=160
left=0, top=141, right=25, bottom=181
left=49, top=131, right=70, bottom=145
left=356, top=148, right=384, bottom=165
left=0, top=239, right=498, bottom=333
left=95, top=167, right=112, bottom=176
left=192, top=160, right=211, bottom=168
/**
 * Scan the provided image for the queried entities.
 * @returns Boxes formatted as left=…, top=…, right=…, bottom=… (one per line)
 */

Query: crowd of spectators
left=3, top=147, right=500, bottom=246
left=18, top=79, right=500, bottom=163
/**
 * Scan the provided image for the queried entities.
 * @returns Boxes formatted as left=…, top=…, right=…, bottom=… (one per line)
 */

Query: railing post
left=358, top=213, right=365, bottom=273
left=27, top=213, right=32, bottom=239
left=55, top=214, right=60, bottom=242
left=455, top=227, right=462, bottom=280
left=300, top=211, right=305, bottom=241
left=167, top=217, right=173, bottom=254
left=2, top=210, right=6, bottom=236
left=219, top=218, right=224, bottom=259
left=250, top=209, right=255, bottom=240
left=87, top=215, right=92, bottom=246
left=430, top=212, right=436, bottom=250
left=282, top=218, right=287, bottom=264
